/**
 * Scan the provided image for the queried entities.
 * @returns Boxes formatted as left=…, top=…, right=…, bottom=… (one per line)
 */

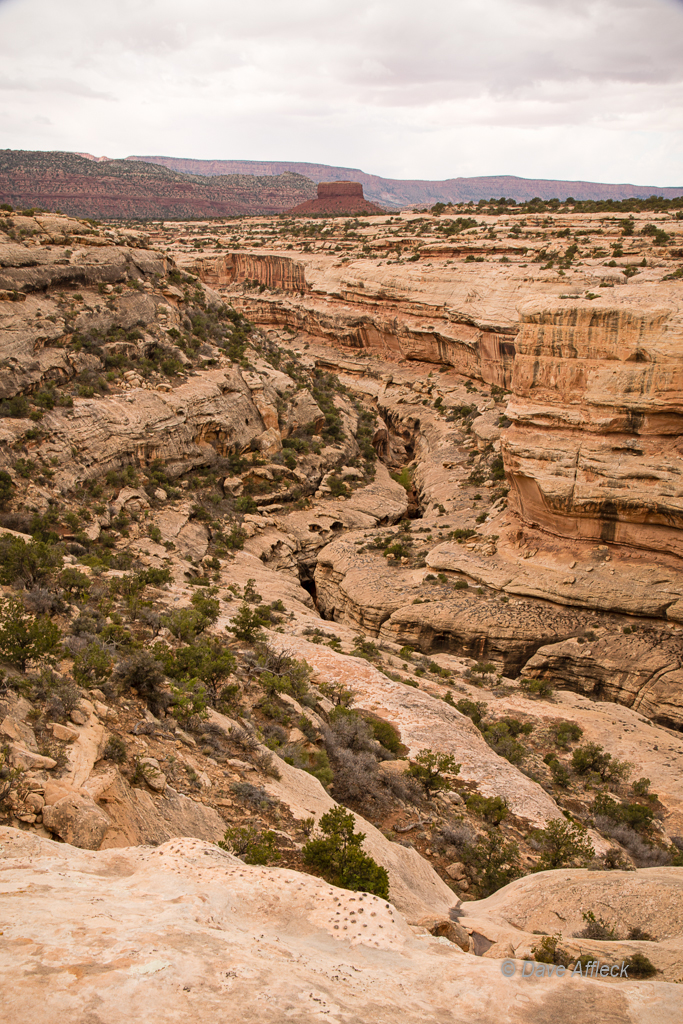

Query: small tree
left=59, top=567, right=91, bottom=599
left=0, top=535, right=62, bottom=587
left=0, top=595, right=61, bottom=671
left=227, top=602, right=267, bottom=643
left=461, top=829, right=522, bottom=896
left=114, top=649, right=167, bottom=713
left=170, top=678, right=209, bottom=724
left=530, top=818, right=595, bottom=870
left=406, top=749, right=460, bottom=798
left=0, top=470, right=14, bottom=507
left=571, top=742, right=632, bottom=784
left=303, top=806, right=389, bottom=898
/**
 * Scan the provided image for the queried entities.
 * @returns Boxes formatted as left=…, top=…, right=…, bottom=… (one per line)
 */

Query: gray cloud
left=0, top=0, right=681, bottom=184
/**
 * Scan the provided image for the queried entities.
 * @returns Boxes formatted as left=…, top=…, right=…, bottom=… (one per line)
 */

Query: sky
left=0, top=0, right=682, bottom=185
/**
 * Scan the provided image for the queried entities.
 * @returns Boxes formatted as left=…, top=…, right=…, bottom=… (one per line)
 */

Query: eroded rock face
left=522, top=631, right=683, bottom=730
left=2, top=827, right=679, bottom=1023
left=505, top=304, right=683, bottom=559
left=315, top=534, right=598, bottom=672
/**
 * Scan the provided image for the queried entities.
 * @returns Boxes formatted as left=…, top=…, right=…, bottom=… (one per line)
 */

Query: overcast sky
left=0, top=0, right=682, bottom=184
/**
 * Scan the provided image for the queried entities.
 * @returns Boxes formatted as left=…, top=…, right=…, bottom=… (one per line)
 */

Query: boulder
left=42, top=793, right=111, bottom=849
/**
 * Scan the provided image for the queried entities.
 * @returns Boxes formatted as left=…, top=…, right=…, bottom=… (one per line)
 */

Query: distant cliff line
left=126, top=154, right=683, bottom=208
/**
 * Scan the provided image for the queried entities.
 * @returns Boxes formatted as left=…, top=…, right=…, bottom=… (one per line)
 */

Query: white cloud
left=0, top=0, right=681, bottom=184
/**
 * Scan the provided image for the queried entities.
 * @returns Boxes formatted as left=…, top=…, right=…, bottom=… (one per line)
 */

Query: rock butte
left=1, top=203, right=683, bottom=1018
left=289, top=180, right=386, bottom=216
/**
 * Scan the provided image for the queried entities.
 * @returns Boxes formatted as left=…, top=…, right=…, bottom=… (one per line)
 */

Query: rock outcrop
left=2, top=827, right=681, bottom=1022
left=505, top=303, right=683, bottom=559
left=522, top=631, right=683, bottom=730
left=289, top=180, right=386, bottom=216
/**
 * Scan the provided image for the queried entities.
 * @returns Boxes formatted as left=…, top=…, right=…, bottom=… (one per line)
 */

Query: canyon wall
left=505, top=303, right=683, bottom=558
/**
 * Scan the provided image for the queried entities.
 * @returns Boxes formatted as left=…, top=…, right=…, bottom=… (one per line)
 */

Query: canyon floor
left=1, top=202, right=683, bottom=1021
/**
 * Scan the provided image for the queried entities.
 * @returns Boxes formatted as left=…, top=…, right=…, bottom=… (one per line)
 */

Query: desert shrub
left=102, top=735, right=127, bottom=763
left=303, top=806, right=389, bottom=898
left=466, top=793, right=509, bottom=825
left=480, top=720, right=528, bottom=765
left=0, top=535, right=62, bottom=586
left=530, top=818, right=595, bottom=869
left=367, top=717, right=402, bottom=755
left=327, top=747, right=385, bottom=805
left=592, top=793, right=656, bottom=835
left=227, top=602, right=267, bottom=642
left=231, top=781, right=276, bottom=806
left=574, top=910, right=617, bottom=940
left=328, top=707, right=383, bottom=755
left=455, top=698, right=488, bottom=726
left=255, top=645, right=311, bottom=699
left=596, top=819, right=672, bottom=867
left=632, top=777, right=651, bottom=797
left=553, top=720, right=583, bottom=749
left=253, top=749, right=281, bottom=779
left=114, top=649, right=168, bottom=714
left=59, top=567, right=91, bottom=598
left=0, top=595, right=61, bottom=671
left=547, top=757, right=570, bottom=787
left=625, top=953, right=657, bottom=978
left=405, top=749, right=460, bottom=798
left=72, top=641, right=114, bottom=688
left=520, top=676, right=554, bottom=698
left=284, top=747, right=334, bottom=787
left=531, top=934, right=572, bottom=966
left=461, top=829, right=522, bottom=897
left=154, top=636, right=236, bottom=703
left=44, top=680, right=82, bottom=722
left=327, top=475, right=348, bottom=497
left=219, top=825, right=280, bottom=865
left=169, top=678, right=208, bottom=724
left=572, top=742, right=632, bottom=784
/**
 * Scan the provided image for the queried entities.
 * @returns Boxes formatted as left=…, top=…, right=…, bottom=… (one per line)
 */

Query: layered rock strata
left=505, top=303, right=683, bottom=559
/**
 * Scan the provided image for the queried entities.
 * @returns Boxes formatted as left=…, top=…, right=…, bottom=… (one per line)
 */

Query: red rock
left=288, top=181, right=385, bottom=216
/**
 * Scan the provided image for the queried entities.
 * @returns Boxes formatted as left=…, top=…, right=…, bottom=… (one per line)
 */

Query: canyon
left=1, top=198, right=683, bottom=1019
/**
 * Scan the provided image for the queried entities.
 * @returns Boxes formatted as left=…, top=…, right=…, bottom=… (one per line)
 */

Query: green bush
left=405, top=748, right=460, bottom=798
left=169, top=677, right=209, bottom=724
left=72, top=641, right=113, bottom=688
left=368, top=717, right=402, bottom=754
left=102, top=735, right=127, bottom=763
left=466, top=793, right=509, bottom=825
left=455, top=699, right=487, bottom=726
left=303, top=806, right=389, bottom=898
left=591, top=792, right=656, bottom=835
left=219, top=825, right=280, bottom=865
left=571, top=742, right=632, bottom=784
left=575, top=910, right=617, bottom=940
left=59, top=567, right=91, bottom=598
left=553, top=720, right=582, bottom=749
left=0, top=470, right=14, bottom=507
left=520, top=676, right=554, bottom=698
left=0, top=595, right=61, bottom=671
left=461, top=829, right=522, bottom=897
left=155, top=636, right=236, bottom=702
left=327, top=475, right=348, bottom=497
left=0, top=535, right=62, bottom=586
left=531, top=934, right=571, bottom=966
left=530, top=818, right=595, bottom=870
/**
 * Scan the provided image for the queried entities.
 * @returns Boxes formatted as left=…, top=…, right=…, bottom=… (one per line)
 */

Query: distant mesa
left=288, top=180, right=385, bottom=216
